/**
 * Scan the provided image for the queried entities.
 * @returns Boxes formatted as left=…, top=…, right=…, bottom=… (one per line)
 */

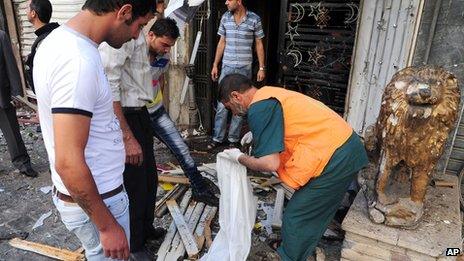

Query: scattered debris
left=159, top=174, right=191, bottom=185
left=39, top=186, right=52, bottom=194
left=155, top=185, right=188, bottom=218
left=32, top=211, right=53, bottom=230
left=431, top=179, right=455, bottom=188
left=0, top=231, right=28, bottom=241
left=9, top=238, right=84, bottom=261
left=271, top=189, right=285, bottom=230
left=260, top=176, right=281, bottom=188
left=160, top=182, right=175, bottom=191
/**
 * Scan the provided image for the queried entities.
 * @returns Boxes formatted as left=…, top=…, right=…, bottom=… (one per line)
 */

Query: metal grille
left=278, top=0, right=360, bottom=114
left=192, top=1, right=212, bottom=132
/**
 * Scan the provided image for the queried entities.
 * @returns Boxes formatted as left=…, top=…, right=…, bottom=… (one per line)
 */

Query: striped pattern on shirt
left=218, top=10, right=264, bottom=67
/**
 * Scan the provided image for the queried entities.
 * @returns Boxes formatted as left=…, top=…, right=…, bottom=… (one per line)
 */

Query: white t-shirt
left=33, top=25, right=125, bottom=195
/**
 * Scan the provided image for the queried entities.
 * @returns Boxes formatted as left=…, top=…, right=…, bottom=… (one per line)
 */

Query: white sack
left=200, top=152, right=257, bottom=261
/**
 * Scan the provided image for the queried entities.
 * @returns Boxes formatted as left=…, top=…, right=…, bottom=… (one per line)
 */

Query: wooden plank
left=272, top=188, right=285, bottom=229
left=159, top=174, right=190, bottom=185
left=171, top=202, right=205, bottom=260
left=156, top=190, right=192, bottom=261
left=260, top=176, right=281, bottom=187
left=272, top=183, right=294, bottom=200
left=167, top=163, right=217, bottom=176
left=204, top=208, right=216, bottom=248
left=193, top=206, right=217, bottom=251
left=155, top=185, right=188, bottom=218
left=166, top=200, right=199, bottom=259
left=155, top=184, right=181, bottom=216
left=166, top=201, right=197, bottom=258
left=9, top=238, right=85, bottom=261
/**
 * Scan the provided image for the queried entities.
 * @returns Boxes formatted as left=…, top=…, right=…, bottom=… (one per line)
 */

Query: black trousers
left=122, top=108, right=157, bottom=252
left=0, top=106, right=31, bottom=170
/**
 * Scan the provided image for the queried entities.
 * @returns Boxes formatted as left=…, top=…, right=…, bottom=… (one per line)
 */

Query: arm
left=54, top=114, right=129, bottom=260
left=211, top=36, right=226, bottom=81
left=100, top=42, right=143, bottom=166
left=113, top=101, right=143, bottom=166
left=0, top=32, right=23, bottom=97
left=255, top=38, right=266, bottom=82
left=238, top=153, right=280, bottom=173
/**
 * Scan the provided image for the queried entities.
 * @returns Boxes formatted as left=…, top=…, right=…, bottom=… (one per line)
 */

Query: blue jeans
left=53, top=190, right=130, bottom=261
left=213, top=64, right=252, bottom=143
left=149, top=106, right=204, bottom=188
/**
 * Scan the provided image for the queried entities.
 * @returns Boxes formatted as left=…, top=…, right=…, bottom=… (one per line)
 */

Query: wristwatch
left=259, top=66, right=266, bottom=71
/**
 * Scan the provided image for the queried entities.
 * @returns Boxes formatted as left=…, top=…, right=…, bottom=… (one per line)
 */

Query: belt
left=53, top=185, right=124, bottom=203
left=122, top=106, right=146, bottom=113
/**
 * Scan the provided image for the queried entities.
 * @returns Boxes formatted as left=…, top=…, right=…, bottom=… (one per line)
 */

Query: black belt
left=122, top=106, right=146, bottom=113
left=53, top=185, right=124, bottom=203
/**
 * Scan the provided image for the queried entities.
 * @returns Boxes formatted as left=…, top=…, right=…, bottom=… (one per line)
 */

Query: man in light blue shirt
left=209, top=0, right=266, bottom=149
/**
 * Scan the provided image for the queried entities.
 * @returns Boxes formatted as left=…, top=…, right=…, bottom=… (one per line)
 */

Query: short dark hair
left=219, top=73, right=253, bottom=102
left=82, top=0, right=156, bottom=20
left=30, top=0, right=53, bottom=24
left=149, top=18, right=180, bottom=39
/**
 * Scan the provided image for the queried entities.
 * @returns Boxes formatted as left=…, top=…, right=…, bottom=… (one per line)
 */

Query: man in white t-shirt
left=33, top=1, right=156, bottom=260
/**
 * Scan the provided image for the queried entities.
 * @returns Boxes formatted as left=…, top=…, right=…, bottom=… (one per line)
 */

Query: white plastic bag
left=200, top=152, right=257, bottom=261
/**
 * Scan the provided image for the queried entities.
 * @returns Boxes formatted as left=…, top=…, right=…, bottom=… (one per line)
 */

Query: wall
left=345, top=0, right=423, bottom=134
left=12, top=0, right=85, bottom=59
left=167, top=25, right=192, bottom=129
left=412, top=0, right=464, bottom=175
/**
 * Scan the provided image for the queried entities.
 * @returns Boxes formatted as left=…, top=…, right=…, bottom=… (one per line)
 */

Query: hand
left=211, top=66, right=219, bottom=82
left=257, top=70, right=265, bottom=82
left=124, top=136, right=143, bottom=166
left=240, top=131, right=253, bottom=146
left=223, top=148, right=245, bottom=164
left=100, top=223, right=130, bottom=260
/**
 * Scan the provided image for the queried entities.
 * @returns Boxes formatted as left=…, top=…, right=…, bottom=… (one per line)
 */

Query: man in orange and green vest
left=219, top=73, right=368, bottom=261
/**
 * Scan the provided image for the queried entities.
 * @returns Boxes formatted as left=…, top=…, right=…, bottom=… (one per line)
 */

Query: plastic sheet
left=200, top=152, right=257, bottom=261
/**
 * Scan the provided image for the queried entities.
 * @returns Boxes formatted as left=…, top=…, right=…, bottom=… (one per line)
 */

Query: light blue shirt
left=218, top=10, right=264, bottom=67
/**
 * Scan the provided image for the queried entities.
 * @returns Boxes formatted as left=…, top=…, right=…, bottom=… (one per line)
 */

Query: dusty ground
left=0, top=110, right=343, bottom=260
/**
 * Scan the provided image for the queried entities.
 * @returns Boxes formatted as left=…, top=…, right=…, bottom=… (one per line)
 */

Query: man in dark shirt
left=0, top=30, right=38, bottom=177
left=25, top=0, right=59, bottom=93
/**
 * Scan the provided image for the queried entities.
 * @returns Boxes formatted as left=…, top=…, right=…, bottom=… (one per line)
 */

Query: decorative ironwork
left=279, top=0, right=360, bottom=113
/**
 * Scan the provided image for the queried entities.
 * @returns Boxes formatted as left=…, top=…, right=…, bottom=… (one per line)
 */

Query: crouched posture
left=219, top=74, right=368, bottom=260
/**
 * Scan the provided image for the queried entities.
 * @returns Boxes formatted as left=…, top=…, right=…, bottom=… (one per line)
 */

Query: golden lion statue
left=365, top=66, right=460, bottom=227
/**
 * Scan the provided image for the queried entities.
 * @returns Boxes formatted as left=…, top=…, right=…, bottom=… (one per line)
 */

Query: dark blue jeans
left=149, top=106, right=203, bottom=187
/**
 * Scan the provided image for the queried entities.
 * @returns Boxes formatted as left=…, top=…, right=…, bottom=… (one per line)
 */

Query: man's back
left=34, top=25, right=125, bottom=194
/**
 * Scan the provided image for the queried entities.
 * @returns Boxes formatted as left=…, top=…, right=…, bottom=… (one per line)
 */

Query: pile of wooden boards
left=155, top=164, right=219, bottom=261
left=156, top=190, right=217, bottom=261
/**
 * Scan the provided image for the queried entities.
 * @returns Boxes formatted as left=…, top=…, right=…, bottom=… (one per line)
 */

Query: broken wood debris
left=159, top=174, right=191, bottom=185
left=431, top=179, right=455, bottom=188
left=157, top=191, right=192, bottom=261
left=166, top=200, right=200, bottom=259
left=260, top=176, right=281, bottom=187
left=156, top=186, right=218, bottom=261
left=272, top=188, right=285, bottom=229
left=155, top=184, right=188, bottom=218
left=272, top=183, right=295, bottom=200
left=9, top=238, right=85, bottom=261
